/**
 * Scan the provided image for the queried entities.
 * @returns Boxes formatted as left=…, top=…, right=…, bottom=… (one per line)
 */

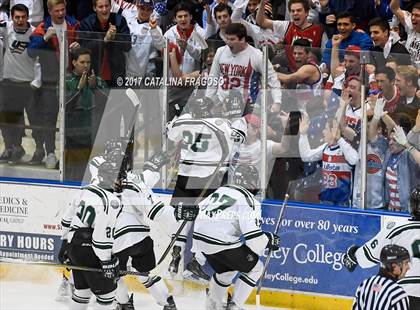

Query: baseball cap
left=345, top=45, right=361, bottom=58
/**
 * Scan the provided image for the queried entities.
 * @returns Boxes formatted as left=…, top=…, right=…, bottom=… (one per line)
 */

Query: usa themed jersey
left=192, top=184, right=268, bottom=256
left=355, top=217, right=420, bottom=298
left=299, top=135, right=359, bottom=204
left=64, top=185, right=122, bottom=261
left=166, top=114, right=246, bottom=178
left=344, top=104, right=362, bottom=136
left=205, top=44, right=282, bottom=105
left=320, top=145, right=354, bottom=203
left=0, top=20, right=36, bottom=81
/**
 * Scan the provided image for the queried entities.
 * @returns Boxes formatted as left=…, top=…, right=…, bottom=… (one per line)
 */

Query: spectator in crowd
left=335, top=77, right=362, bottom=146
left=369, top=97, right=418, bottom=212
left=0, top=4, right=39, bottom=164
left=202, top=0, right=231, bottom=30
left=66, top=0, right=94, bottom=21
left=352, top=97, right=397, bottom=210
left=277, top=38, right=323, bottom=112
left=124, top=0, right=164, bottom=154
left=394, top=123, right=420, bottom=166
left=375, top=66, right=401, bottom=113
left=64, top=47, right=108, bottom=182
left=231, top=0, right=281, bottom=48
left=206, top=2, right=233, bottom=48
left=79, top=0, right=132, bottom=87
left=369, top=16, right=411, bottom=69
left=322, top=11, right=372, bottom=72
left=28, top=0, right=80, bottom=168
left=9, top=0, right=45, bottom=26
left=257, top=0, right=324, bottom=72
left=390, top=0, right=420, bottom=67
left=205, top=23, right=282, bottom=111
left=318, top=0, right=377, bottom=33
left=299, top=114, right=359, bottom=206
left=394, top=65, right=420, bottom=128
left=164, top=2, right=207, bottom=120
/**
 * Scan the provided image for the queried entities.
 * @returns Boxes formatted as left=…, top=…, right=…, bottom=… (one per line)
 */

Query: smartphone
left=287, top=111, right=301, bottom=135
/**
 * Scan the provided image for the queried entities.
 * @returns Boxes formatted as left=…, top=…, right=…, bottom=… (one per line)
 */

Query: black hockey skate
left=115, top=294, right=135, bottom=310
left=168, top=246, right=181, bottom=274
left=183, top=256, right=210, bottom=281
left=163, top=295, right=177, bottom=310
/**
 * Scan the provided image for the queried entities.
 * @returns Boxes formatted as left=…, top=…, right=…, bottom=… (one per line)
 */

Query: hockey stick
left=0, top=258, right=148, bottom=277
left=156, top=126, right=230, bottom=266
left=256, top=192, right=290, bottom=309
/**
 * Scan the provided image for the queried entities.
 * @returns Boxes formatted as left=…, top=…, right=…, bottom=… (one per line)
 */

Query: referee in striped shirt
left=353, top=244, right=410, bottom=310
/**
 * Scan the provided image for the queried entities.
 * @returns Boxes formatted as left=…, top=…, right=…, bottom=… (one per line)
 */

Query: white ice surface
left=0, top=277, right=288, bottom=310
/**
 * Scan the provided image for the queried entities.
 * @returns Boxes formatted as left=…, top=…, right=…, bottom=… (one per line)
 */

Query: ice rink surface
left=0, top=277, right=287, bottom=310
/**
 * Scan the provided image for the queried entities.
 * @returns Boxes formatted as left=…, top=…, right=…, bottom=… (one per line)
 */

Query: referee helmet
left=380, top=245, right=410, bottom=272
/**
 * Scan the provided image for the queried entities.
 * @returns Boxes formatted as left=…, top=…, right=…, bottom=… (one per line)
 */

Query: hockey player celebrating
left=166, top=94, right=246, bottom=279
left=344, top=187, right=420, bottom=310
left=180, top=164, right=280, bottom=310
left=61, top=152, right=124, bottom=309
left=112, top=151, right=181, bottom=310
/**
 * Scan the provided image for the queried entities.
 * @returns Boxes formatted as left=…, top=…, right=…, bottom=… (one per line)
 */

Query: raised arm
left=256, top=0, right=273, bottom=29
left=390, top=0, right=407, bottom=28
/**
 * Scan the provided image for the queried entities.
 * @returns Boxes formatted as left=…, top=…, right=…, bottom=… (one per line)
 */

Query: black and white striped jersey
left=355, top=218, right=420, bottom=298
left=353, top=274, right=410, bottom=310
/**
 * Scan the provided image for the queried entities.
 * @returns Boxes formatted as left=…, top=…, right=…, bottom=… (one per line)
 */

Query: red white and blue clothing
left=299, top=135, right=359, bottom=205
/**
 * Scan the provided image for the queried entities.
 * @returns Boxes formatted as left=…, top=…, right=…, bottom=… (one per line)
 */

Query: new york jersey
left=205, top=44, right=282, bottom=105
left=192, top=184, right=268, bottom=256
left=355, top=218, right=420, bottom=298
left=65, top=184, right=122, bottom=261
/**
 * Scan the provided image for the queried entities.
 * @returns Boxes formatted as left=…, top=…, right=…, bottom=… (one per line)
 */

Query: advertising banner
left=260, top=203, right=381, bottom=297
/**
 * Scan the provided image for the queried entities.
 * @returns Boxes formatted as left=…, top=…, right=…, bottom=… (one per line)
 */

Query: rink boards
left=0, top=181, right=410, bottom=310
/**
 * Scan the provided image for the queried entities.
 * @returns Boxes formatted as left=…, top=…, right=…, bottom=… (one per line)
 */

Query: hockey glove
left=101, top=256, right=120, bottom=280
left=174, top=204, right=199, bottom=221
left=264, top=232, right=280, bottom=251
left=143, top=152, right=170, bottom=172
left=343, top=245, right=359, bottom=272
left=58, top=240, right=70, bottom=264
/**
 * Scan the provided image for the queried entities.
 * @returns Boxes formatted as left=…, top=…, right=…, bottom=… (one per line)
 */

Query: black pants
left=68, top=229, right=117, bottom=295
left=204, top=244, right=259, bottom=274
left=0, top=80, right=35, bottom=148
left=409, top=296, right=420, bottom=310
left=115, top=236, right=156, bottom=273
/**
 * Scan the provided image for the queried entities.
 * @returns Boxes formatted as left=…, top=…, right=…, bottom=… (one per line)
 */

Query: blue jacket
left=383, top=149, right=419, bottom=212
left=322, top=30, right=372, bottom=69
left=79, top=13, right=131, bottom=86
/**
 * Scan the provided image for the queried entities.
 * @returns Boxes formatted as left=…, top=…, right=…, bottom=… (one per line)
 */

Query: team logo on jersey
left=386, top=221, right=396, bottom=229
left=110, top=200, right=120, bottom=209
left=246, top=254, right=255, bottom=262
left=367, top=154, right=382, bottom=174
left=10, top=40, right=28, bottom=54
left=215, top=119, right=223, bottom=126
